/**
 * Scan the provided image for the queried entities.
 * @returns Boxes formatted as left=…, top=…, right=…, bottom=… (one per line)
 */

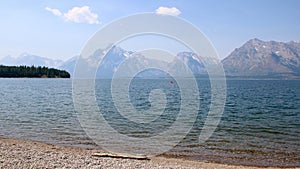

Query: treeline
left=0, top=65, right=70, bottom=78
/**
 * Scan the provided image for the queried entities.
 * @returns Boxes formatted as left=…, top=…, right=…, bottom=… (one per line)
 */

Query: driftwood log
left=92, top=152, right=150, bottom=160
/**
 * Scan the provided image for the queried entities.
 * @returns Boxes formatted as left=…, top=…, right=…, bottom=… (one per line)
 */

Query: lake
left=0, top=78, right=299, bottom=167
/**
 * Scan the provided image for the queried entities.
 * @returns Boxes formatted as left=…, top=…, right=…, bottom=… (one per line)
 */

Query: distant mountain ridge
left=0, top=53, right=64, bottom=68
left=222, top=39, right=300, bottom=78
left=58, top=46, right=208, bottom=78
left=2, top=39, right=300, bottom=79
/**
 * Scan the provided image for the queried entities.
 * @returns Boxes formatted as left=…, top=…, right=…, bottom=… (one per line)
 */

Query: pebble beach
left=0, top=137, right=285, bottom=169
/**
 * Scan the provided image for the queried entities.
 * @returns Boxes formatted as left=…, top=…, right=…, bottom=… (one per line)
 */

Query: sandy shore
left=0, top=137, right=286, bottom=169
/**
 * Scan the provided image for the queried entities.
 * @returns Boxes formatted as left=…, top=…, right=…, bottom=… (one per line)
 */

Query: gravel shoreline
left=0, top=137, right=284, bottom=169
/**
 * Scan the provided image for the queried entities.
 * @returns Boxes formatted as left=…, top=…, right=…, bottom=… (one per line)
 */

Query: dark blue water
left=0, top=78, right=299, bottom=167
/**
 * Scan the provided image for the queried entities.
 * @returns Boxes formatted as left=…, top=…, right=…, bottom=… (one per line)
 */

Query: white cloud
left=155, top=7, right=181, bottom=16
left=45, top=7, right=62, bottom=16
left=45, top=6, right=100, bottom=24
left=64, top=6, right=100, bottom=24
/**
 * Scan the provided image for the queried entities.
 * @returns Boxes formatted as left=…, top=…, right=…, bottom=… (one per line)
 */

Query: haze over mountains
left=0, top=53, right=64, bottom=69
left=1, top=39, right=300, bottom=79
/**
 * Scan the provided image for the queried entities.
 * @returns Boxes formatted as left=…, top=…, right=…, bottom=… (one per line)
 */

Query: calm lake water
left=0, top=78, right=299, bottom=167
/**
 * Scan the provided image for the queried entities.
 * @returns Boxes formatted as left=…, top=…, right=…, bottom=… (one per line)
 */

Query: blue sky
left=0, top=0, right=299, bottom=60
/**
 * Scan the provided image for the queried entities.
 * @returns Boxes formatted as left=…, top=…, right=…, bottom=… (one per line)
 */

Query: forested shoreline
left=0, top=65, right=70, bottom=78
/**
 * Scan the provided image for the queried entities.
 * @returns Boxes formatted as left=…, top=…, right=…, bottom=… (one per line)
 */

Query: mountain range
left=1, top=39, right=300, bottom=79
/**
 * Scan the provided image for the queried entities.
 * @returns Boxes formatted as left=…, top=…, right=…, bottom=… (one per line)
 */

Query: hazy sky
left=0, top=0, right=299, bottom=61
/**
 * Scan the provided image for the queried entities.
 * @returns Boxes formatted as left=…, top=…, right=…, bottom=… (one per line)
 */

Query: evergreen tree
left=0, top=65, right=70, bottom=78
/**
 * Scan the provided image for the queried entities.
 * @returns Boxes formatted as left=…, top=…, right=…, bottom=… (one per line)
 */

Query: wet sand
left=0, top=137, right=288, bottom=169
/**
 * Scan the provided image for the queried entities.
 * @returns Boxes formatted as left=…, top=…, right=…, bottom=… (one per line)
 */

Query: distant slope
left=58, top=55, right=78, bottom=77
left=222, top=39, right=300, bottom=79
